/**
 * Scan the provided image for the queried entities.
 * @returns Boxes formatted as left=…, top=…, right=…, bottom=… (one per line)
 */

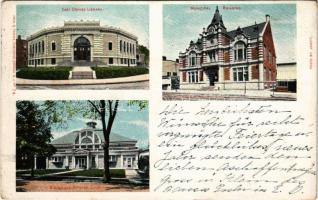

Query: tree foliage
left=16, top=101, right=56, bottom=175
left=138, top=45, right=149, bottom=66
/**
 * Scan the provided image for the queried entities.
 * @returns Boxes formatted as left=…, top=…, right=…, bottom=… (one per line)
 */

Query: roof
left=226, top=22, right=266, bottom=39
left=207, top=6, right=226, bottom=30
left=26, top=21, right=138, bottom=41
left=51, top=129, right=137, bottom=145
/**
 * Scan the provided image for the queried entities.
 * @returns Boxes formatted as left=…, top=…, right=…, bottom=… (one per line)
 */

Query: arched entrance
left=73, top=36, right=91, bottom=61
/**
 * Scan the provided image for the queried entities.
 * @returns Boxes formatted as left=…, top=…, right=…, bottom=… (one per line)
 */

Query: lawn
left=16, top=67, right=72, bottom=80
left=92, top=66, right=148, bottom=79
left=61, top=169, right=125, bottom=178
left=16, top=169, right=69, bottom=176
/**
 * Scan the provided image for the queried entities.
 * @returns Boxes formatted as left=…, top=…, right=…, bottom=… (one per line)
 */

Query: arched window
left=94, top=134, right=99, bottom=143
left=189, top=52, right=196, bottom=67
left=75, top=135, right=79, bottom=144
left=234, top=42, right=246, bottom=61
left=51, top=42, right=56, bottom=51
left=81, top=137, right=92, bottom=144
left=124, top=42, right=126, bottom=53
left=130, top=43, right=132, bottom=54
left=35, top=43, right=38, bottom=54
left=120, top=40, right=122, bottom=52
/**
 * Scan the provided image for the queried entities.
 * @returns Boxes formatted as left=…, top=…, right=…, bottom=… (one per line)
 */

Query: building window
left=120, top=58, right=123, bottom=64
left=124, top=42, right=126, bottom=53
left=133, top=44, right=135, bottom=55
left=208, top=50, right=217, bottom=62
left=188, top=71, right=198, bottom=83
left=108, top=42, right=112, bottom=50
left=130, top=43, right=132, bottom=54
left=167, top=72, right=171, bottom=77
left=51, top=58, right=56, bottom=65
left=234, top=42, right=246, bottom=61
left=52, top=156, right=63, bottom=162
left=189, top=53, right=196, bottom=67
left=233, top=66, right=249, bottom=81
left=35, top=44, right=38, bottom=54
left=51, top=42, right=56, bottom=51
left=42, top=41, right=44, bottom=53
left=109, top=155, right=117, bottom=162
left=109, top=57, right=113, bottom=64
left=120, top=40, right=122, bottom=52
left=41, top=59, right=44, bottom=65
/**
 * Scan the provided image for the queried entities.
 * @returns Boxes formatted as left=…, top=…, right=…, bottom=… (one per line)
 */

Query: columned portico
left=48, top=121, right=140, bottom=170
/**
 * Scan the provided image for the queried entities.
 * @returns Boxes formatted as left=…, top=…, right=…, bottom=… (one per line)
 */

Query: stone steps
left=70, top=66, right=96, bottom=79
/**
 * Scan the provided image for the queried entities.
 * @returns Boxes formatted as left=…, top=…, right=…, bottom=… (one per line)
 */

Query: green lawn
left=17, top=67, right=72, bottom=80
left=16, top=169, right=69, bottom=176
left=61, top=169, right=125, bottom=178
left=92, top=66, right=148, bottom=79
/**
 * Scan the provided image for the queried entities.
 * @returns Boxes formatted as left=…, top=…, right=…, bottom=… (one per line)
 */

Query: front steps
left=69, top=66, right=96, bottom=79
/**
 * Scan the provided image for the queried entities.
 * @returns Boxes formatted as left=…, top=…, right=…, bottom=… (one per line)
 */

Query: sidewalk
left=125, top=169, right=149, bottom=185
left=16, top=74, right=149, bottom=85
left=165, top=89, right=297, bottom=99
left=163, top=89, right=296, bottom=101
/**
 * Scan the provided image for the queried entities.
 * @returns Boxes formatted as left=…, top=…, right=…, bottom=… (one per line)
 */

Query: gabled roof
left=226, top=22, right=266, bottom=40
left=51, top=129, right=137, bottom=145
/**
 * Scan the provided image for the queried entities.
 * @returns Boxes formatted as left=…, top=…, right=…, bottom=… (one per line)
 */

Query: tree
left=138, top=45, right=149, bottom=66
left=41, top=100, right=148, bottom=182
left=16, top=101, right=56, bottom=177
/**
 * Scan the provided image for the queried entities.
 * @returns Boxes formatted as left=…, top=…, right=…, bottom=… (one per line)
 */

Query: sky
left=16, top=4, right=149, bottom=47
left=163, top=4, right=296, bottom=63
left=46, top=101, right=149, bottom=149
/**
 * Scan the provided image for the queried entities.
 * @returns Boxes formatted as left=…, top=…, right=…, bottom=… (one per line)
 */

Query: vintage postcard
left=16, top=100, right=149, bottom=192
left=163, top=4, right=297, bottom=101
left=15, top=4, right=149, bottom=90
left=0, top=1, right=317, bottom=200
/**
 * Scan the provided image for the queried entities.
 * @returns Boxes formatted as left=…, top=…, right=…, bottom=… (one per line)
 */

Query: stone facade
left=179, top=6, right=277, bottom=90
left=27, top=21, right=138, bottom=67
left=46, top=122, right=139, bottom=170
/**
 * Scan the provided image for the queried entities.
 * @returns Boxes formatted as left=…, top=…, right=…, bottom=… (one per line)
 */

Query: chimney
left=18, top=35, right=21, bottom=40
left=266, top=14, right=270, bottom=22
left=86, top=121, right=97, bottom=129
left=162, top=56, right=167, bottom=61
left=203, top=27, right=206, bottom=32
left=176, top=58, right=179, bottom=63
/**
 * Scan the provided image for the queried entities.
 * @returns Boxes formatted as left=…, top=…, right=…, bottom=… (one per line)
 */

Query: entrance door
left=208, top=69, right=218, bottom=86
left=75, top=157, right=87, bottom=169
left=73, top=37, right=91, bottom=61
left=124, top=156, right=133, bottom=168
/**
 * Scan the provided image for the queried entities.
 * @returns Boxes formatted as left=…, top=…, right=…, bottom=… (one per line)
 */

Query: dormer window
left=234, top=42, right=246, bottom=61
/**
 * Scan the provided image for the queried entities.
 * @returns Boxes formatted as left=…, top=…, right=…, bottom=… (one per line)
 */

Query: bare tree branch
left=88, top=100, right=101, bottom=115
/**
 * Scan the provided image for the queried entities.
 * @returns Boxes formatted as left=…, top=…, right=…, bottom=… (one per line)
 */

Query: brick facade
left=179, top=7, right=277, bottom=90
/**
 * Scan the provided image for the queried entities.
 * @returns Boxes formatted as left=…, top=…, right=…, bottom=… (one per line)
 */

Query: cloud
left=126, top=120, right=148, bottom=129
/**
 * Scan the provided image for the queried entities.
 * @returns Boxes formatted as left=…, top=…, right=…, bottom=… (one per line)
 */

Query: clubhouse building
left=27, top=20, right=138, bottom=67
left=178, top=6, right=277, bottom=90
left=45, top=122, right=139, bottom=170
